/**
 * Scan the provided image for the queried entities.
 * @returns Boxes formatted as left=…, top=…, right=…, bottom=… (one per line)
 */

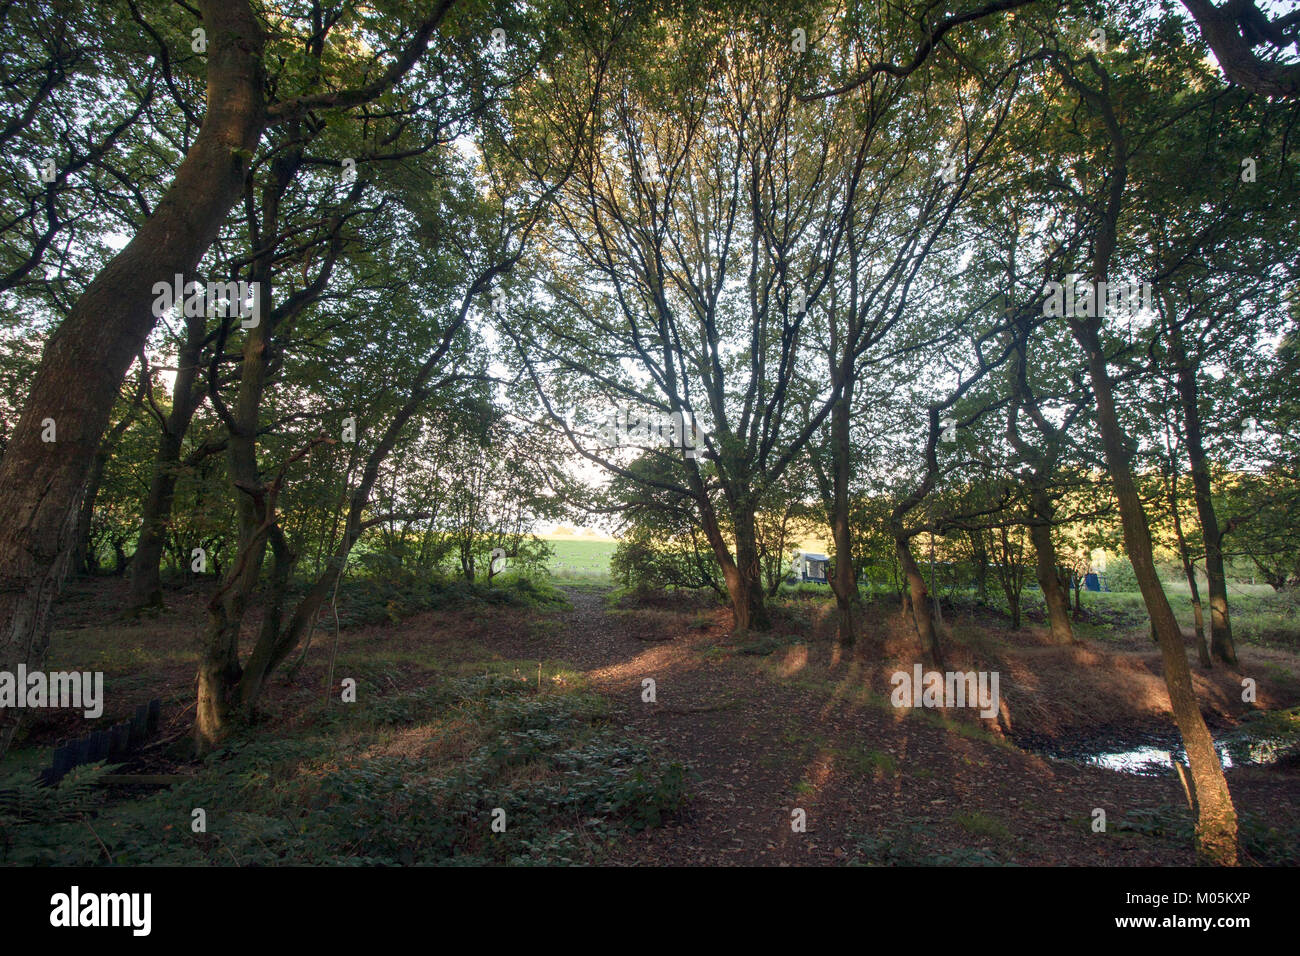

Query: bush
left=1103, top=555, right=1138, bottom=592
left=611, top=534, right=722, bottom=594
left=302, top=555, right=570, bottom=629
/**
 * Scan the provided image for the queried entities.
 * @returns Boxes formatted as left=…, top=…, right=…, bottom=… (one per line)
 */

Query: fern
left=0, top=762, right=113, bottom=825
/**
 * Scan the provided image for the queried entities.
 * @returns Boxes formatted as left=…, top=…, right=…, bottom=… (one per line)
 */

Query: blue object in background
left=1084, top=573, right=1100, bottom=592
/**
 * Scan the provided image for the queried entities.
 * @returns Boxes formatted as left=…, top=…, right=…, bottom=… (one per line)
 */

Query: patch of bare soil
left=491, top=588, right=1300, bottom=866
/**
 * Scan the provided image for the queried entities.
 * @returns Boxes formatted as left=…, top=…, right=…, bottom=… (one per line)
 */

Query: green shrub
left=1103, top=556, right=1138, bottom=592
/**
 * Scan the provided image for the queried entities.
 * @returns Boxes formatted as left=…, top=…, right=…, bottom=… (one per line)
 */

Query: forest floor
left=508, top=587, right=1300, bottom=865
left=6, top=577, right=1300, bottom=865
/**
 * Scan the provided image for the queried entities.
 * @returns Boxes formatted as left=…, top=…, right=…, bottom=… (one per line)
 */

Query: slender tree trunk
left=127, top=438, right=185, bottom=611
left=929, top=533, right=944, bottom=626
left=232, top=524, right=297, bottom=716
left=128, top=314, right=209, bottom=612
left=75, top=376, right=145, bottom=574
left=1168, top=468, right=1213, bottom=668
left=195, top=257, right=278, bottom=752
left=111, top=539, right=131, bottom=575
left=1073, top=319, right=1237, bottom=864
left=71, top=456, right=108, bottom=576
left=1028, top=494, right=1074, bottom=643
left=1171, top=336, right=1237, bottom=665
left=969, top=529, right=989, bottom=604
left=73, top=423, right=130, bottom=575
left=1183, top=560, right=1211, bottom=669
left=0, top=0, right=266, bottom=760
left=827, top=391, right=861, bottom=645
left=1001, top=578, right=1022, bottom=628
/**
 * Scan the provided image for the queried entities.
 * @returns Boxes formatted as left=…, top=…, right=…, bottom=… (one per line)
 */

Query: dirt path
left=558, top=588, right=824, bottom=864
left=538, top=587, right=1300, bottom=866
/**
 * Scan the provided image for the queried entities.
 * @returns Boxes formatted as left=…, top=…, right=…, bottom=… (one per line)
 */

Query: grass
left=837, top=746, right=898, bottom=776
left=931, top=579, right=1299, bottom=649
left=953, top=810, right=1013, bottom=841
left=853, top=824, right=1009, bottom=866
left=545, top=538, right=1298, bottom=650
left=544, top=538, right=616, bottom=585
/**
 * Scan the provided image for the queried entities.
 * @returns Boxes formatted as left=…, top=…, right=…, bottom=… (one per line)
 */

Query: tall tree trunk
left=688, top=469, right=769, bottom=632
left=827, top=389, right=861, bottom=645
left=1002, top=578, right=1022, bottom=629
left=195, top=255, right=279, bottom=753
left=1073, top=320, right=1237, bottom=864
left=1168, top=467, right=1212, bottom=668
left=232, top=524, right=297, bottom=716
left=72, top=453, right=110, bottom=577
left=0, top=0, right=266, bottom=760
left=1053, top=64, right=1236, bottom=858
left=830, top=513, right=860, bottom=645
left=128, top=314, right=210, bottom=612
left=1028, top=494, right=1074, bottom=643
left=1171, top=333, right=1237, bottom=665
left=1183, top=558, right=1212, bottom=670
left=127, top=435, right=186, bottom=610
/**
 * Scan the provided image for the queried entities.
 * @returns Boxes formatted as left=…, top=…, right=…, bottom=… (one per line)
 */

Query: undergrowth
left=0, top=672, right=685, bottom=866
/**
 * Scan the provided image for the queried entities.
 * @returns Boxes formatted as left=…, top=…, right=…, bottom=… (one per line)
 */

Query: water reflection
left=1031, top=731, right=1297, bottom=776
left=1084, top=742, right=1236, bottom=775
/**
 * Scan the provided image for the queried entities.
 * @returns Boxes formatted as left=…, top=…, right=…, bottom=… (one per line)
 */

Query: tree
left=0, top=0, right=457, bottom=759
left=1042, top=26, right=1239, bottom=864
left=1181, top=0, right=1300, bottom=98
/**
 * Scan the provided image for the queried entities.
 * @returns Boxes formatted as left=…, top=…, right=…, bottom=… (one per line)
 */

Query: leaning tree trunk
left=231, top=524, right=297, bottom=717
left=71, top=453, right=110, bottom=578
left=1074, top=321, right=1237, bottom=865
left=1051, top=67, right=1232, bottom=859
left=73, top=378, right=145, bottom=575
left=229, top=276, right=500, bottom=721
left=0, top=0, right=266, bottom=760
left=1172, top=344, right=1237, bottom=665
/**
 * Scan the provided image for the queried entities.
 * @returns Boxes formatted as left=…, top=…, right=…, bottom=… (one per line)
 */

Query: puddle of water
left=1082, top=741, right=1237, bottom=775
left=1022, top=726, right=1300, bottom=777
